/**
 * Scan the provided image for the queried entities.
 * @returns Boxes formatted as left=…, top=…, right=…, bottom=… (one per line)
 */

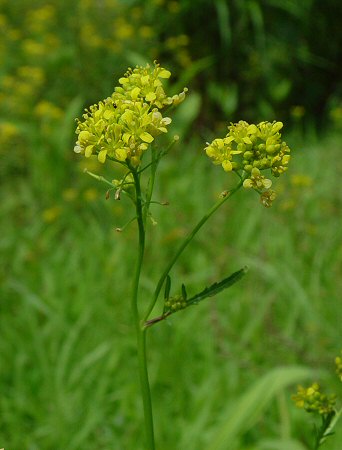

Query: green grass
left=1, top=129, right=342, bottom=449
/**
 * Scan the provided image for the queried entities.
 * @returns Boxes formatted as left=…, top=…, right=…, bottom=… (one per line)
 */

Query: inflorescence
left=205, top=120, right=291, bottom=206
left=292, top=383, right=336, bottom=415
left=74, top=62, right=187, bottom=166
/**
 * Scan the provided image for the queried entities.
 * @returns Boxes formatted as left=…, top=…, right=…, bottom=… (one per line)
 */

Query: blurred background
left=1, top=0, right=342, bottom=449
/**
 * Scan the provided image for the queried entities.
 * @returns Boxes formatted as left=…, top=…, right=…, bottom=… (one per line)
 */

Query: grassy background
left=1, top=0, right=342, bottom=449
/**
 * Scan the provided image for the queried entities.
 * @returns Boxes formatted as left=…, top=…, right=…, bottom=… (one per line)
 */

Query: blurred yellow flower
left=290, top=174, right=313, bottom=187
left=0, top=122, right=20, bottom=139
left=114, top=18, right=135, bottom=40
left=62, top=188, right=78, bottom=202
left=139, top=26, right=154, bottom=39
left=83, top=188, right=98, bottom=201
left=42, top=206, right=62, bottom=223
left=34, top=101, right=63, bottom=120
left=21, top=39, right=46, bottom=57
left=290, top=105, right=305, bottom=119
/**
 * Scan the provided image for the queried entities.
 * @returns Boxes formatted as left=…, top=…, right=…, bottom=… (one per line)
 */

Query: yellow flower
left=292, top=383, right=336, bottom=415
left=205, top=120, right=291, bottom=206
left=116, top=62, right=187, bottom=109
left=74, top=63, right=187, bottom=166
left=205, top=137, right=241, bottom=172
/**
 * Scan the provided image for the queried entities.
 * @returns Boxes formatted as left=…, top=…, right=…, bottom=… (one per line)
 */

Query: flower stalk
left=130, top=165, right=155, bottom=450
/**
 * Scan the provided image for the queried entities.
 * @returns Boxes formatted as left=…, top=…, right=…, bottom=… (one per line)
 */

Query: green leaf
left=186, top=266, right=248, bottom=307
left=207, top=366, right=314, bottom=450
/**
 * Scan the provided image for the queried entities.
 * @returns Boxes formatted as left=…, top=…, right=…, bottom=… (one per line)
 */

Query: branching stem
left=143, top=179, right=244, bottom=323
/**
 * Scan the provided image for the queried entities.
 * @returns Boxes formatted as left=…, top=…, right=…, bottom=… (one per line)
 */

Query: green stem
left=130, top=167, right=155, bottom=450
left=143, top=147, right=157, bottom=226
left=143, top=179, right=244, bottom=323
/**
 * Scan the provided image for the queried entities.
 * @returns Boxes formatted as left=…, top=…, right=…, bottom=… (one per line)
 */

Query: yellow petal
left=103, top=110, right=115, bottom=120
left=140, top=132, right=154, bottom=143
left=121, top=109, right=134, bottom=124
left=146, top=92, right=156, bottom=102
left=85, top=145, right=94, bottom=158
left=122, top=132, right=131, bottom=144
left=247, top=124, right=258, bottom=134
left=98, top=149, right=107, bottom=163
left=222, top=160, right=233, bottom=172
left=141, top=75, right=150, bottom=85
left=225, top=136, right=235, bottom=144
left=115, top=148, right=127, bottom=161
left=131, top=87, right=141, bottom=100
left=159, top=69, right=171, bottom=78
left=119, top=77, right=129, bottom=84
left=272, top=121, right=283, bottom=133
left=216, top=139, right=224, bottom=149
left=79, top=130, right=91, bottom=143
left=205, top=147, right=215, bottom=157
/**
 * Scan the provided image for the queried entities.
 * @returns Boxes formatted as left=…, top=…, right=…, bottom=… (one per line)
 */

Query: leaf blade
left=186, top=266, right=248, bottom=307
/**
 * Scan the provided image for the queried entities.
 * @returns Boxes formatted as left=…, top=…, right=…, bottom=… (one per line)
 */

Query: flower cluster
left=205, top=120, right=291, bottom=206
left=74, top=63, right=187, bottom=166
left=164, top=294, right=187, bottom=312
left=292, top=383, right=336, bottom=415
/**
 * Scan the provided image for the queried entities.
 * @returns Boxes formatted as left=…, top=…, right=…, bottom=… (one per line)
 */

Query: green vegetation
left=1, top=0, right=341, bottom=449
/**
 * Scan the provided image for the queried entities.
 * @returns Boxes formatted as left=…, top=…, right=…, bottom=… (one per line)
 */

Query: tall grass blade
left=208, top=366, right=314, bottom=450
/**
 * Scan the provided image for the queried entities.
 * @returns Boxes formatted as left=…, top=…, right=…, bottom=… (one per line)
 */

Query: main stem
left=130, top=167, right=155, bottom=450
left=143, top=179, right=244, bottom=323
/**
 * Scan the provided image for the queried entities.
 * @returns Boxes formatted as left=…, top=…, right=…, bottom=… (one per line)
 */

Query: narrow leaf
left=186, top=266, right=248, bottom=307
